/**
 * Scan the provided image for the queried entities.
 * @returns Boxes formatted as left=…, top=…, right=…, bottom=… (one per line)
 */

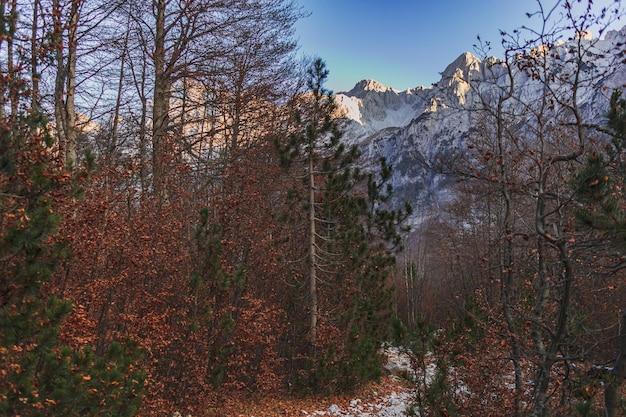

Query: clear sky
left=295, top=0, right=624, bottom=92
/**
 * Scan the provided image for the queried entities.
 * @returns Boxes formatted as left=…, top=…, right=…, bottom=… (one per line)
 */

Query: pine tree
left=575, top=90, right=626, bottom=245
left=276, top=58, right=351, bottom=349
left=574, top=89, right=626, bottom=417
left=276, top=59, right=410, bottom=391
left=328, top=156, right=411, bottom=387
left=188, top=207, right=245, bottom=389
left=0, top=7, right=145, bottom=415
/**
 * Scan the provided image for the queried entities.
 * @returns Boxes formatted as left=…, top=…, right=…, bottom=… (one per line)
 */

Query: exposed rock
left=335, top=27, right=626, bottom=228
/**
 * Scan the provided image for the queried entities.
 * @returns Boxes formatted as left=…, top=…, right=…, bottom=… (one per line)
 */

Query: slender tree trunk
left=31, top=0, right=40, bottom=110
left=129, top=49, right=150, bottom=198
left=404, top=249, right=415, bottom=327
left=52, top=0, right=79, bottom=167
left=532, top=257, right=572, bottom=417
left=0, top=2, right=6, bottom=121
left=7, top=0, right=16, bottom=123
left=309, top=149, right=318, bottom=347
left=53, top=0, right=66, bottom=154
left=605, top=310, right=626, bottom=417
left=496, top=93, right=523, bottom=416
left=531, top=202, right=551, bottom=417
left=64, top=0, right=78, bottom=165
left=152, top=0, right=171, bottom=197
left=110, top=23, right=130, bottom=158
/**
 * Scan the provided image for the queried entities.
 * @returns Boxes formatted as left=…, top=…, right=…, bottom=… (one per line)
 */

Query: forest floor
left=214, top=375, right=416, bottom=417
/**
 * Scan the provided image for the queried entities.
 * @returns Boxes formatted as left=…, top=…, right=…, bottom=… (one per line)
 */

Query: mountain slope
left=336, top=26, right=626, bottom=226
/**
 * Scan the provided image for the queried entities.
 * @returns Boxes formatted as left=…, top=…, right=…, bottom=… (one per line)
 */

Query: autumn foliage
left=3, top=1, right=626, bottom=416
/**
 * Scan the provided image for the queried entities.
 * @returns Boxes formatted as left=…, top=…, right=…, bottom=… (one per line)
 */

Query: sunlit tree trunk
left=151, top=0, right=170, bottom=197
left=52, top=0, right=80, bottom=167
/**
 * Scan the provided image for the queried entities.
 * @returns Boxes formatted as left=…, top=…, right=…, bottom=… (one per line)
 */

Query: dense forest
left=1, top=0, right=626, bottom=416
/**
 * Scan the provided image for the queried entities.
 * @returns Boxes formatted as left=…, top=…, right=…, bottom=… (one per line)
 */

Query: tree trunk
left=309, top=149, right=318, bottom=347
left=0, top=2, right=6, bottom=121
left=53, top=0, right=66, bottom=156
left=52, top=0, right=79, bottom=167
left=31, top=0, right=40, bottom=110
left=64, top=0, right=78, bottom=165
left=7, top=0, right=17, bottom=123
left=532, top=240, right=574, bottom=417
left=110, top=22, right=130, bottom=159
left=152, top=0, right=171, bottom=198
left=605, top=310, right=626, bottom=417
left=496, top=95, right=524, bottom=415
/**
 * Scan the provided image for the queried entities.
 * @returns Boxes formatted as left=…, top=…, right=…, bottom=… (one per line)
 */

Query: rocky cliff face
left=336, top=26, right=626, bottom=226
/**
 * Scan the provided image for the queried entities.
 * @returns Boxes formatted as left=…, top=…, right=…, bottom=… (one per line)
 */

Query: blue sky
left=295, top=0, right=624, bottom=92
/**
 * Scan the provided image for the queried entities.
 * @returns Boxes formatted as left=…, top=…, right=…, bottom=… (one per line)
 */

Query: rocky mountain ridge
left=335, top=26, right=626, bottom=226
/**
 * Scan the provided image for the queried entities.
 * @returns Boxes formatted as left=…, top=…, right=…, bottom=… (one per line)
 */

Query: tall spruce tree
left=575, top=90, right=626, bottom=246
left=574, top=90, right=626, bottom=417
left=188, top=207, right=246, bottom=389
left=0, top=6, right=145, bottom=415
left=276, top=59, right=410, bottom=391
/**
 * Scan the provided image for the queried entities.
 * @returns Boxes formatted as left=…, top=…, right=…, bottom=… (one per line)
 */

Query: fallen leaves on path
left=209, top=375, right=414, bottom=417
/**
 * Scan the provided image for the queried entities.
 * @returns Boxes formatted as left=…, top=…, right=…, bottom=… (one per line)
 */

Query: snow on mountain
left=346, top=79, right=399, bottom=96
left=336, top=26, right=626, bottom=227
left=335, top=80, right=433, bottom=145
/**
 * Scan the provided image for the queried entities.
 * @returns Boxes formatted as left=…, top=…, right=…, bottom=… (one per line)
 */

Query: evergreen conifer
left=0, top=9, right=145, bottom=415
left=574, top=89, right=626, bottom=417
left=575, top=90, right=626, bottom=243
left=276, top=59, right=410, bottom=391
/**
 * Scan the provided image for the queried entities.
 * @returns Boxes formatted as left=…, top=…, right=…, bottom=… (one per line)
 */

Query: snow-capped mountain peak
left=440, top=51, right=482, bottom=82
left=335, top=79, right=433, bottom=144
left=346, top=79, right=398, bottom=97
left=334, top=26, right=626, bottom=227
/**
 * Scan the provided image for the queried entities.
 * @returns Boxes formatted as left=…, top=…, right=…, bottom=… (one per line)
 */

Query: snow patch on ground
left=303, top=385, right=414, bottom=417
left=304, top=347, right=419, bottom=417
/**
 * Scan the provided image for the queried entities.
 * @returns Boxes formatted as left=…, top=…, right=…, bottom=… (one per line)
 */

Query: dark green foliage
left=389, top=315, right=408, bottom=346
left=309, top=330, right=384, bottom=394
left=569, top=370, right=603, bottom=417
left=573, top=400, right=600, bottom=417
left=318, top=134, right=410, bottom=392
left=574, top=89, right=626, bottom=417
left=276, top=59, right=410, bottom=392
left=607, top=90, right=626, bottom=145
left=189, top=208, right=246, bottom=389
left=575, top=90, right=626, bottom=243
left=0, top=126, right=146, bottom=415
left=418, top=358, right=458, bottom=417
left=1, top=337, right=145, bottom=417
left=0, top=21, right=146, bottom=413
left=345, top=326, right=383, bottom=382
left=397, top=319, right=459, bottom=417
